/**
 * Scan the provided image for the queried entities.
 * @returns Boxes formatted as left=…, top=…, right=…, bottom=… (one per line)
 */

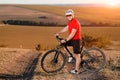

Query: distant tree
left=2, top=21, right=7, bottom=24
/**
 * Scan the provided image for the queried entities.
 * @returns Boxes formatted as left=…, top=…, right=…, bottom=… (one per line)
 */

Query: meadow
left=0, top=25, right=120, bottom=49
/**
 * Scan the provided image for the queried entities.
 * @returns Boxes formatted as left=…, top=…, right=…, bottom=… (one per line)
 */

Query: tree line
left=2, top=20, right=120, bottom=27
left=2, top=20, right=65, bottom=26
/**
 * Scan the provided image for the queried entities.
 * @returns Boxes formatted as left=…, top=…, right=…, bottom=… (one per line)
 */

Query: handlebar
left=56, top=35, right=59, bottom=39
left=56, top=35, right=63, bottom=41
left=56, top=35, right=89, bottom=48
left=56, top=35, right=89, bottom=42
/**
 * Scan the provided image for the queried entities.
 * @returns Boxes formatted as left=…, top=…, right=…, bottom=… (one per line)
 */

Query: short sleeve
left=72, top=19, right=79, bottom=30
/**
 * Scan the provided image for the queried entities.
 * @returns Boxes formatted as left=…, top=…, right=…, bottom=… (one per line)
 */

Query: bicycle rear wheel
left=82, top=47, right=106, bottom=72
left=41, top=49, right=66, bottom=73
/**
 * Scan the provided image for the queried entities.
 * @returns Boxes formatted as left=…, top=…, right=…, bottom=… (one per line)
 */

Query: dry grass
left=0, top=48, right=119, bottom=80
left=0, top=25, right=63, bottom=49
left=100, top=54, right=120, bottom=80
left=33, top=50, right=120, bottom=80
left=0, top=25, right=120, bottom=50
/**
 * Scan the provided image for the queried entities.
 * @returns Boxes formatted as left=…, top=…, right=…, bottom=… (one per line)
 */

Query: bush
left=0, top=44, right=8, bottom=47
left=82, top=34, right=112, bottom=49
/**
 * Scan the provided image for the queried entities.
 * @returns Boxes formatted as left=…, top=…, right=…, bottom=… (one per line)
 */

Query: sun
left=106, top=0, right=119, bottom=6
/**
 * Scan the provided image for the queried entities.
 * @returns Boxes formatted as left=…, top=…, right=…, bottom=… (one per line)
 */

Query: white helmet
left=65, top=9, right=74, bottom=15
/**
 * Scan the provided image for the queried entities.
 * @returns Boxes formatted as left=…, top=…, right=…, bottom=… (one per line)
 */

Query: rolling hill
left=19, top=5, right=120, bottom=26
left=0, top=5, right=120, bottom=26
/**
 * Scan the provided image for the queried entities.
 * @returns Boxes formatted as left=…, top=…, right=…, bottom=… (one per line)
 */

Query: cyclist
left=55, top=9, right=81, bottom=74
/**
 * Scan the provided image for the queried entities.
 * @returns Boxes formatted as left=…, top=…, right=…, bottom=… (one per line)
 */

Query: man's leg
left=70, top=53, right=81, bottom=74
left=64, top=41, right=74, bottom=62
left=70, top=39, right=81, bottom=74
left=75, top=54, right=81, bottom=71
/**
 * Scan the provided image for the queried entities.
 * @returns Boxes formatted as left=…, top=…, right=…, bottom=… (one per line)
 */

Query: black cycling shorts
left=65, top=39, right=81, bottom=54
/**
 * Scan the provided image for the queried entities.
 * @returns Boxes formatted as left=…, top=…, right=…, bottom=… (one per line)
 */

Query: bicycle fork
left=51, top=49, right=61, bottom=65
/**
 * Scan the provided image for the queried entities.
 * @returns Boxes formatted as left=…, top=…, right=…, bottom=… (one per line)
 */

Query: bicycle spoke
left=82, top=48, right=106, bottom=72
left=41, top=50, right=66, bottom=73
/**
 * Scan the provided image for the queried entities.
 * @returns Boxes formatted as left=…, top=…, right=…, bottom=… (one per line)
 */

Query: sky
left=0, top=0, right=120, bottom=5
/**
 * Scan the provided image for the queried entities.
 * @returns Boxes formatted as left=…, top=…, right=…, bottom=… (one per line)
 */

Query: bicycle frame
left=41, top=36, right=106, bottom=73
left=55, top=36, right=85, bottom=60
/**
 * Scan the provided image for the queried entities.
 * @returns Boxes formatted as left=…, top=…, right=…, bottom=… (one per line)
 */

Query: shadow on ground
left=0, top=53, right=41, bottom=80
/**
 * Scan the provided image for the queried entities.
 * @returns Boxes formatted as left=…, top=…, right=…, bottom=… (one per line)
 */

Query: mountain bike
left=41, top=36, right=106, bottom=73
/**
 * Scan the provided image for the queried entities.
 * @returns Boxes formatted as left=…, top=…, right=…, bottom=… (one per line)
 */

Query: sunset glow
left=0, top=0, right=120, bottom=6
left=106, top=0, right=120, bottom=7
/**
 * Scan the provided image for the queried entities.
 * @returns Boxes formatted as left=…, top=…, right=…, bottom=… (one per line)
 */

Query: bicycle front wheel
left=41, top=49, right=66, bottom=73
left=82, top=47, right=106, bottom=72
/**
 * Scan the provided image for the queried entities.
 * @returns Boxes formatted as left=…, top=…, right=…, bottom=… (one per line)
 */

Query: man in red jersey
left=56, top=9, right=81, bottom=74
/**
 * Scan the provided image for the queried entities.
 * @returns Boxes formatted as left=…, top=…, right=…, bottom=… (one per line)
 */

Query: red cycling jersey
left=67, top=18, right=81, bottom=40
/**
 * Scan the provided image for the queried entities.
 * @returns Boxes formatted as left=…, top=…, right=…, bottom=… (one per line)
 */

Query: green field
left=0, top=25, right=120, bottom=49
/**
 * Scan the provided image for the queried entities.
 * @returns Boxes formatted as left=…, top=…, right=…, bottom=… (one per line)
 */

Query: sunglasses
left=66, top=15, right=72, bottom=17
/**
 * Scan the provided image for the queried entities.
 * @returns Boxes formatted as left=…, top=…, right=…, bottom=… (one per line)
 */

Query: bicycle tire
left=82, top=47, right=106, bottom=72
left=41, top=49, right=66, bottom=73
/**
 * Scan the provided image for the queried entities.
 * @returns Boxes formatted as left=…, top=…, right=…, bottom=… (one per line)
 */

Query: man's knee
left=75, top=54, right=81, bottom=58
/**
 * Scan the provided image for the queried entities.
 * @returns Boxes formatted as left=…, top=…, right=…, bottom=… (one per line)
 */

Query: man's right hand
left=61, top=39, right=67, bottom=43
left=55, top=33, right=59, bottom=36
